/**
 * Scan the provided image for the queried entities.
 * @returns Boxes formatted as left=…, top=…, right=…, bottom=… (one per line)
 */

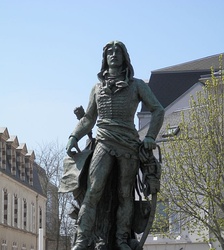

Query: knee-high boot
left=115, top=197, right=134, bottom=250
left=72, top=203, right=96, bottom=250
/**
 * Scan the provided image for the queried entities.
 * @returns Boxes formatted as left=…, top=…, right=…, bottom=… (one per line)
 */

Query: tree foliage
left=161, top=60, right=224, bottom=249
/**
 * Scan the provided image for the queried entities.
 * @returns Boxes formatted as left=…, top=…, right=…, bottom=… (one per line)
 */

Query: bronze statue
left=64, top=41, right=164, bottom=250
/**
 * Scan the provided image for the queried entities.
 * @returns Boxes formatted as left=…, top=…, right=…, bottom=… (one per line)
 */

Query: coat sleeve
left=137, top=80, right=164, bottom=139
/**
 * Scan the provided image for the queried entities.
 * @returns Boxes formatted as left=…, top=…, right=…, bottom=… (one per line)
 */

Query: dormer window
left=162, top=126, right=180, bottom=138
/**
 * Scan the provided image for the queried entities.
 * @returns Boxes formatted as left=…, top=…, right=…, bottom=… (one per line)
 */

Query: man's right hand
left=66, top=136, right=81, bottom=157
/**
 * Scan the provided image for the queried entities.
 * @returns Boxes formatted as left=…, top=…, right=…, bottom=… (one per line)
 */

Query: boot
left=116, top=233, right=132, bottom=250
left=116, top=243, right=131, bottom=250
left=72, top=202, right=95, bottom=250
left=71, top=233, right=91, bottom=250
left=72, top=244, right=87, bottom=250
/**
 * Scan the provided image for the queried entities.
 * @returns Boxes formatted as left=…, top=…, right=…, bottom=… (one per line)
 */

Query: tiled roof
left=1, top=158, right=45, bottom=196
left=152, top=53, right=223, bottom=73
left=148, top=71, right=206, bottom=109
left=141, top=53, right=223, bottom=111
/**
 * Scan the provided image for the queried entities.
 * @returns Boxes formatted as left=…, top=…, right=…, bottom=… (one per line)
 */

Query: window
left=12, top=242, right=18, bottom=250
left=162, top=126, right=180, bottom=138
left=3, top=189, right=8, bottom=224
left=151, top=200, right=169, bottom=233
left=31, top=202, right=35, bottom=232
left=21, top=244, right=26, bottom=250
left=29, top=164, right=33, bottom=186
left=39, top=207, right=42, bottom=229
left=11, top=149, right=16, bottom=176
left=23, top=199, right=27, bottom=230
left=14, top=194, right=18, bottom=227
left=169, top=208, right=181, bottom=234
left=21, top=160, right=25, bottom=181
left=1, top=142, right=6, bottom=169
left=1, top=240, right=7, bottom=250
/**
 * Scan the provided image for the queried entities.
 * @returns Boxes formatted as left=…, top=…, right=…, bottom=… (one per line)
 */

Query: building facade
left=0, top=127, right=46, bottom=250
left=138, top=53, right=223, bottom=250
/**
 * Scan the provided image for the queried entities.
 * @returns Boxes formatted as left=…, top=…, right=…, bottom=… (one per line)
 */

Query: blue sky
left=1, top=0, right=224, bottom=151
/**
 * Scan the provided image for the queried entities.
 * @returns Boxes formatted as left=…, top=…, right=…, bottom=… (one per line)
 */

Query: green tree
left=161, top=63, right=224, bottom=249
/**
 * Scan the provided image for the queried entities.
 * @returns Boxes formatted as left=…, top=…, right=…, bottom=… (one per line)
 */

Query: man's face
left=106, top=45, right=124, bottom=69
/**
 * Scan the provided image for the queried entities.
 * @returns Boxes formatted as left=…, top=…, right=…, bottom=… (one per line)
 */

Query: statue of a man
left=66, top=41, right=164, bottom=250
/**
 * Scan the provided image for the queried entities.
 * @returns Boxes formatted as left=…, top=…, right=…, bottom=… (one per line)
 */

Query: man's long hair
left=98, top=41, right=134, bottom=81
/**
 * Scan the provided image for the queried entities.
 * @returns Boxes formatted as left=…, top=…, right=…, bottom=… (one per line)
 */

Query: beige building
left=0, top=127, right=46, bottom=250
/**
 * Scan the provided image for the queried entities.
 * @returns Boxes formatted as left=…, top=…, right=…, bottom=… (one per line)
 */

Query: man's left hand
left=143, top=137, right=156, bottom=150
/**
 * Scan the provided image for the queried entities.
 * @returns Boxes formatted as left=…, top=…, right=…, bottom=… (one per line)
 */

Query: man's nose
left=112, top=49, right=117, bottom=56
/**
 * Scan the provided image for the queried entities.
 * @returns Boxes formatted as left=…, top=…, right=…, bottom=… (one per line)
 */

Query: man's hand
left=143, top=136, right=156, bottom=150
left=66, top=136, right=81, bottom=157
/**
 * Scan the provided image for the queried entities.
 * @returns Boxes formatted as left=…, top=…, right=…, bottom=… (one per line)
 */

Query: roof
left=152, top=53, right=223, bottom=73
left=33, top=163, right=46, bottom=196
left=148, top=71, right=207, bottom=109
left=0, top=127, right=9, bottom=140
left=1, top=158, right=45, bottom=196
left=141, top=53, right=223, bottom=111
left=0, top=126, right=45, bottom=197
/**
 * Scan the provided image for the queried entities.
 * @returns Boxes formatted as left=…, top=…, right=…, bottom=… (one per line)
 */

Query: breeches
left=78, top=142, right=139, bottom=235
left=85, top=142, right=139, bottom=205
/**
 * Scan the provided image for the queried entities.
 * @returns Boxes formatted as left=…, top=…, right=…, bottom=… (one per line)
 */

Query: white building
left=138, top=53, right=223, bottom=250
left=0, top=127, right=46, bottom=250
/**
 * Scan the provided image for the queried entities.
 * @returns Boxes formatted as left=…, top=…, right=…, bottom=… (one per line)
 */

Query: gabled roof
left=0, top=127, right=9, bottom=140
left=141, top=53, right=223, bottom=111
left=17, top=143, right=28, bottom=154
left=26, top=150, right=36, bottom=161
left=7, top=135, right=19, bottom=148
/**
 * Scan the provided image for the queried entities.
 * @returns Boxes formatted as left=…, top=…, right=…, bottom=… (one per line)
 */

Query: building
left=0, top=127, right=46, bottom=250
left=137, top=53, right=223, bottom=250
left=138, top=53, right=222, bottom=129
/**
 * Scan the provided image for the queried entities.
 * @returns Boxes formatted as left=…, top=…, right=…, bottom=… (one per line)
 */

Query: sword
left=136, top=145, right=161, bottom=250
left=137, top=193, right=157, bottom=249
